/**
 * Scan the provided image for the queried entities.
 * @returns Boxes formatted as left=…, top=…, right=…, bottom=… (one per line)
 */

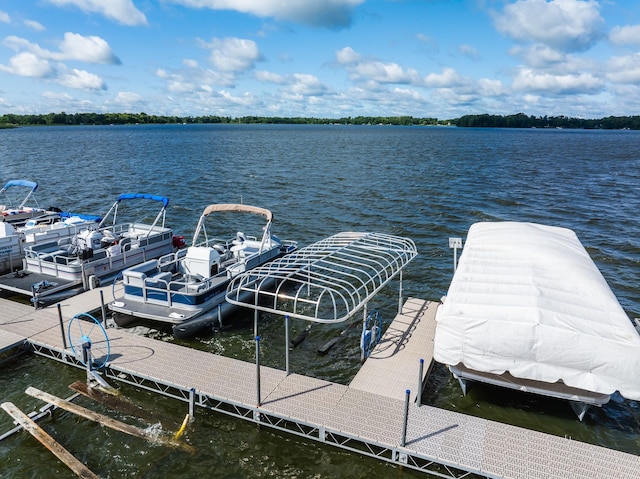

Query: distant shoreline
left=1, top=112, right=639, bottom=130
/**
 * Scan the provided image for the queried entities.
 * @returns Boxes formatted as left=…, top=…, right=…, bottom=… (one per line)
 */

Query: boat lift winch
left=67, top=312, right=114, bottom=390
left=226, top=231, right=417, bottom=366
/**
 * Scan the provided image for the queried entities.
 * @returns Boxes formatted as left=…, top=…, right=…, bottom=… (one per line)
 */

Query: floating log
left=289, top=324, right=312, bottom=348
left=318, top=321, right=358, bottom=354
left=26, top=386, right=194, bottom=453
left=1, top=401, right=99, bottom=479
left=69, top=381, right=162, bottom=424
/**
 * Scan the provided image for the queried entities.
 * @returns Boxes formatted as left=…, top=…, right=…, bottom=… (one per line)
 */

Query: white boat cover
left=434, top=222, right=640, bottom=400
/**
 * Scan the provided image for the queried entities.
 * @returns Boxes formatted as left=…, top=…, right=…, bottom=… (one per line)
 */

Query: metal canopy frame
left=225, top=232, right=418, bottom=323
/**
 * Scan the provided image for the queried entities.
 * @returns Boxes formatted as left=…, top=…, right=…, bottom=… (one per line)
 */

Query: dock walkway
left=1, top=289, right=639, bottom=478
left=350, top=297, right=437, bottom=402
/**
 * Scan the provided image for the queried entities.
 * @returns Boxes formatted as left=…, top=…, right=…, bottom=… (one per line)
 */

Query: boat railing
left=193, top=235, right=259, bottom=249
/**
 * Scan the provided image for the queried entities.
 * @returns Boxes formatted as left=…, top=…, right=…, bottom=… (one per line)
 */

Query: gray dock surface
left=1, top=289, right=638, bottom=478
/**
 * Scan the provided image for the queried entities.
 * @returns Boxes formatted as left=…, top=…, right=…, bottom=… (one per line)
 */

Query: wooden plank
left=25, top=386, right=194, bottom=453
left=1, top=401, right=99, bottom=479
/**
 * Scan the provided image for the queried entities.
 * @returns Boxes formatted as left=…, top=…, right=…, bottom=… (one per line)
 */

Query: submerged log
left=1, top=401, right=99, bottom=479
left=26, top=386, right=195, bottom=453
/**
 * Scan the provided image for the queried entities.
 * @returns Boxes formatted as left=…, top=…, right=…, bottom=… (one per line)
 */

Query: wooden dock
left=1, top=288, right=639, bottom=478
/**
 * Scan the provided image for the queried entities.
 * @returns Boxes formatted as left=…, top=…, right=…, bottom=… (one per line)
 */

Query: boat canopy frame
left=98, top=193, right=169, bottom=232
left=0, top=180, right=39, bottom=209
left=192, top=203, right=274, bottom=252
left=225, top=231, right=418, bottom=323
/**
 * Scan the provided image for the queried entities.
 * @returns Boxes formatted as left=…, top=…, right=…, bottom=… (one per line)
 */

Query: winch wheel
left=67, top=313, right=111, bottom=370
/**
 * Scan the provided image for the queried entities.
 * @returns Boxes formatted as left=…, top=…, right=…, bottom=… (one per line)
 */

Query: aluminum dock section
left=349, top=297, right=437, bottom=402
left=1, top=290, right=639, bottom=478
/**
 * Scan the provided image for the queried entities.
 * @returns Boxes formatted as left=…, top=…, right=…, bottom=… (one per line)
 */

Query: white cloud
left=108, top=91, right=145, bottom=110
left=512, top=67, right=604, bottom=94
left=114, top=91, right=143, bottom=103
left=58, top=68, right=106, bottom=90
left=0, top=52, right=53, bottom=77
left=510, top=44, right=566, bottom=68
left=335, top=47, right=421, bottom=85
left=24, top=20, right=45, bottom=31
left=290, top=73, right=330, bottom=96
left=0, top=11, right=9, bottom=23
left=610, top=25, right=640, bottom=46
left=493, top=0, right=604, bottom=52
left=203, top=37, right=262, bottom=72
left=458, top=44, right=480, bottom=60
left=606, top=54, right=640, bottom=84
left=255, top=70, right=286, bottom=84
left=41, top=91, right=74, bottom=101
left=57, top=33, right=121, bottom=64
left=47, top=0, right=147, bottom=26
left=335, top=46, right=361, bottom=64
left=155, top=60, right=237, bottom=95
left=0, top=34, right=112, bottom=91
left=3, top=33, right=120, bottom=65
left=165, top=0, right=363, bottom=29
left=424, top=68, right=466, bottom=88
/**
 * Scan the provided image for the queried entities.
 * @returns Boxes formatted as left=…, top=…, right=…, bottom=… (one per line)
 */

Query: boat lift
left=226, top=231, right=418, bottom=366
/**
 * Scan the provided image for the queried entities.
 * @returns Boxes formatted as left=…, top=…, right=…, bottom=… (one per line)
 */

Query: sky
left=1, top=0, right=640, bottom=119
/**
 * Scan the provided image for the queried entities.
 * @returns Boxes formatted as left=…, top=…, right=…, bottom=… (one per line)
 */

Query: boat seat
left=124, top=270, right=147, bottom=287
left=151, top=271, right=172, bottom=284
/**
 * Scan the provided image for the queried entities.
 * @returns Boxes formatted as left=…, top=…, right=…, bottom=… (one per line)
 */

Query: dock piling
left=57, top=303, right=68, bottom=350
left=99, top=290, right=107, bottom=328
left=255, top=335, right=261, bottom=407
left=401, top=389, right=410, bottom=447
left=417, top=358, right=424, bottom=407
left=189, top=387, right=195, bottom=418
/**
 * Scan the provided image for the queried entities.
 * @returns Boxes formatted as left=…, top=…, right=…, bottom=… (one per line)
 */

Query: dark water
left=0, top=124, right=639, bottom=477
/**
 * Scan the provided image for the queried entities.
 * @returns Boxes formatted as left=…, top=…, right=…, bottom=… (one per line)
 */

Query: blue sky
left=1, top=0, right=639, bottom=119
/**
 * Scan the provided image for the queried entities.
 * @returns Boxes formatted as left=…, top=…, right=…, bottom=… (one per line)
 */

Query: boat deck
left=0, top=269, right=79, bottom=298
left=0, top=289, right=639, bottom=478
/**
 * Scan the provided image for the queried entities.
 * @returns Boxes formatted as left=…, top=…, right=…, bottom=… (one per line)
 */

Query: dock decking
left=1, top=288, right=639, bottom=478
left=350, top=297, right=437, bottom=402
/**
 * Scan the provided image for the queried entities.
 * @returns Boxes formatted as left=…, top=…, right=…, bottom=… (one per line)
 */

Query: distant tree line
left=1, top=111, right=639, bottom=129
left=0, top=112, right=441, bottom=127
left=453, top=113, right=640, bottom=129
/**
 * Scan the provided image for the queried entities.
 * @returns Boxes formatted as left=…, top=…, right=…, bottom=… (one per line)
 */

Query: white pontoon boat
left=0, top=214, right=101, bottom=274
left=0, top=180, right=60, bottom=227
left=434, top=221, right=640, bottom=420
left=109, top=203, right=297, bottom=338
left=0, top=193, right=179, bottom=305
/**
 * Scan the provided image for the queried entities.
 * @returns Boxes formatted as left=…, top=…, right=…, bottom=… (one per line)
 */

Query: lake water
left=0, top=124, right=639, bottom=478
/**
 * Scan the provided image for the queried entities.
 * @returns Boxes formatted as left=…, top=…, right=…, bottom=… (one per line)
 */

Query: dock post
left=99, top=290, right=107, bottom=328
left=417, top=358, right=424, bottom=407
left=57, top=304, right=68, bottom=350
left=189, top=387, right=195, bottom=418
left=398, top=270, right=404, bottom=315
left=401, top=389, right=410, bottom=447
left=255, top=335, right=261, bottom=407
left=285, top=315, right=290, bottom=375
left=83, top=341, right=92, bottom=384
left=449, top=237, right=463, bottom=273
left=31, top=284, right=38, bottom=309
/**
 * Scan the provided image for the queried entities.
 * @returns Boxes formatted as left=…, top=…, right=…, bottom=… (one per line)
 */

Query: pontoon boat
left=109, top=203, right=297, bottom=338
left=0, top=193, right=180, bottom=305
left=0, top=180, right=61, bottom=227
left=0, top=213, right=101, bottom=274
